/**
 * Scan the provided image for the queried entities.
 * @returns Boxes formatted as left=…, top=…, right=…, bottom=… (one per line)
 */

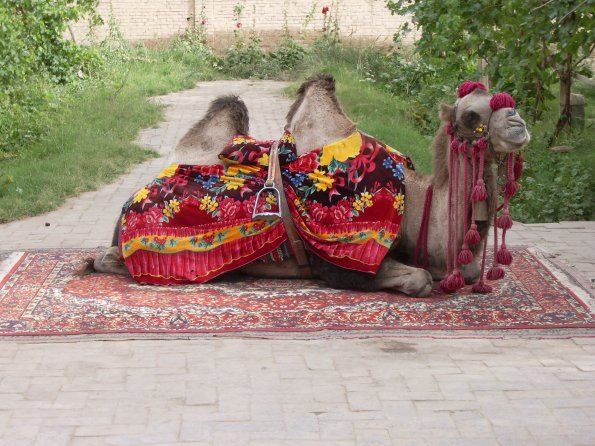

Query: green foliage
left=386, top=0, right=594, bottom=125
left=0, top=0, right=101, bottom=159
left=357, top=50, right=477, bottom=134
left=269, top=38, right=307, bottom=71
left=0, top=0, right=100, bottom=86
left=512, top=151, right=594, bottom=223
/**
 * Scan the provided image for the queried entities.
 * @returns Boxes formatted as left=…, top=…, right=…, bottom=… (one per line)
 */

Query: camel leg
left=311, top=257, right=433, bottom=298
left=93, top=246, right=128, bottom=275
left=460, top=259, right=480, bottom=284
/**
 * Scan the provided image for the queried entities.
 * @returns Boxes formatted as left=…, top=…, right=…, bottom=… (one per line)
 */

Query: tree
left=386, top=0, right=594, bottom=138
left=0, top=0, right=100, bottom=88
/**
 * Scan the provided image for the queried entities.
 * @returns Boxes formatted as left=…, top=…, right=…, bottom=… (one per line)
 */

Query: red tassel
left=459, top=140, right=468, bottom=156
left=464, top=223, right=481, bottom=245
left=486, top=266, right=505, bottom=280
left=497, top=211, right=513, bottom=230
left=472, top=179, right=488, bottom=202
left=505, top=180, right=520, bottom=198
left=472, top=281, right=493, bottom=294
left=443, top=271, right=465, bottom=292
left=514, top=153, right=524, bottom=180
left=458, top=245, right=474, bottom=265
left=497, top=245, right=513, bottom=265
left=450, top=138, right=459, bottom=152
left=439, top=277, right=455, bottom=293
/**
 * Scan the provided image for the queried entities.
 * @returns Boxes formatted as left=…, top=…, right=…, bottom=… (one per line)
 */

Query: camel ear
left=439, top=103, right=454, bottom=122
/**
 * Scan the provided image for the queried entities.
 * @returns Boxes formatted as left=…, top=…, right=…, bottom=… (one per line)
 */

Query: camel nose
left=508, top=114, right=526, bottom=128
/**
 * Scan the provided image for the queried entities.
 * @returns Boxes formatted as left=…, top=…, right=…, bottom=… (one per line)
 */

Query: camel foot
left=461, top=260, right=480, bottom=284
left=373, top=259, right=434, bottom=297
left=93, top=246, right=129, bottom=275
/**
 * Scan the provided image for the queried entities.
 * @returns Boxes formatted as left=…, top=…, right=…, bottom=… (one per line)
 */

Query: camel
left=87, top=74, right=530, bottom=298
left=271, top=74, right=530, bottom=296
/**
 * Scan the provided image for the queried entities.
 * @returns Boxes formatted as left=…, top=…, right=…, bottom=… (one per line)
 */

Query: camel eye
left=507, top=109, right=517, bottom=117
left=461, top=110, right=480, bottom=128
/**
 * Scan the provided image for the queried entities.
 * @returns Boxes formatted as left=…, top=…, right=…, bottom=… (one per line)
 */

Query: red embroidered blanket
left=119, top=131, right=414, bottom=285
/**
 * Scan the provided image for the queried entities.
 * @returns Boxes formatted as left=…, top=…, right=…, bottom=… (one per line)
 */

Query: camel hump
left=205, top=95, right=249, bottom=135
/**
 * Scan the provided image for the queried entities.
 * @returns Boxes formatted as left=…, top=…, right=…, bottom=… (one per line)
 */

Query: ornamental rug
left=1, top=248, right=594, bottom=338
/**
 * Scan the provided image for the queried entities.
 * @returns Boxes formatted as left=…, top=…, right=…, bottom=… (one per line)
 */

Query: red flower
left=322, top=6, right=329, bottom=14
left=218, top=197, right=240, bottom=220
left=144, top=207, right=163, bottom=227
left=243, top=195, right=257, bottom=216
left=154, top=237, right=167, bottom=246
left=309, top=202, right=327, bottom=222
left=288, top=151, right=319, bottom=173
left=202, top=233, right=215, bottom=245
left=330, top=201, right=352, bottom=223
left=253, top=221, right=266, bottom=231
left=236, top=22, right=242, bottom=28
left=126, top=212, right=142, bottom=231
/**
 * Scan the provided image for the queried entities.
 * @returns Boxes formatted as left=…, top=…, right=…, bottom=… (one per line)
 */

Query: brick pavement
left=1, top=80, right=594, bottom=445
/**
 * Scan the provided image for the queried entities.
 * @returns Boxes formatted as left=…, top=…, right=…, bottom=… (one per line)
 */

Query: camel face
left=455, top=90, right=530, bottom=153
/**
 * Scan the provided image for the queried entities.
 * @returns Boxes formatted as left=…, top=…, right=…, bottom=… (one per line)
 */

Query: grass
left=0, top=45, right=216, bottom=223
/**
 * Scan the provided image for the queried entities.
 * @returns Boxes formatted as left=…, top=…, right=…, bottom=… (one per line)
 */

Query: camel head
left=440, top=82, right=530, bottom=153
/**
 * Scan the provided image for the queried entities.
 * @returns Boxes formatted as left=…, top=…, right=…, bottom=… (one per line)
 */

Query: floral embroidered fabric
left=119, top=131, right=414, bottom=285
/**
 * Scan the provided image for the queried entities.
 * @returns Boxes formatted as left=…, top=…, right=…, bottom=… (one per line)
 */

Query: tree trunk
left=549, top=53, right=573, bottom=145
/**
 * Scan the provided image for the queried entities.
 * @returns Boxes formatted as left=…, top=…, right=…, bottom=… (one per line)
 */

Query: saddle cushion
left=119, top=131, right=413, bottom=285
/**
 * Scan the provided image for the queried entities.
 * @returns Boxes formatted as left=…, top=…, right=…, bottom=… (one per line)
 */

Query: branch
left=531, top=0, right=555, bottom=12
left=572, top=42, right=595, bottom=68
left=560, top=0, right=587, bottom=23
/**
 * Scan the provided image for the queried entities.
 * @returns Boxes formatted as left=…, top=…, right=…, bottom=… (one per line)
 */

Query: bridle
left=415, top=81, right=523, bottom=294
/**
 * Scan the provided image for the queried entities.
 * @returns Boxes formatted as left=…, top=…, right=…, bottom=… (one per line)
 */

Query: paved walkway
left=1, top=80, right=594, bottom=446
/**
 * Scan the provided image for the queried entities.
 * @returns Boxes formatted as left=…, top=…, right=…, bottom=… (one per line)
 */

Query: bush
left=0, top=0, right=100, bottom=159
left=219, top=34, right=307, bottom=79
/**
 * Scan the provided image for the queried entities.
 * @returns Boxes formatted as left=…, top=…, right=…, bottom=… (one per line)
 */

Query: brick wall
left=69, top=0, right=417, bottom=46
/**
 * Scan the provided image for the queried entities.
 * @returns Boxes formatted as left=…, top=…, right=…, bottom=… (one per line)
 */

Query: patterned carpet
left=1, top=248, right=594, bottom=337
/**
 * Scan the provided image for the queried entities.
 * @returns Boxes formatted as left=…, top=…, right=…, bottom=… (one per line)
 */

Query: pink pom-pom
left=472, top=281, right=493, bottom=294
left=486, top=266, right=505, bottom=280
left=490, top=92, right=516, bottom=111
left=497, top=211, right=513, bottom=230
left=505, top=180, right=520, bottom=198
left=458, top=81, right=487, bottom=98
left=514, top=154, right=524, bottom=180
left=472, top=179, right=488, bottom=202
left=458, top=246, right=474, bottom=265
left=464, top=224, right=481, bottom=245
left=439, top=277, right=455, bottom=293
left=446, top=271, right=466, bottom=291
left=497, top=245, right=513, bottom=265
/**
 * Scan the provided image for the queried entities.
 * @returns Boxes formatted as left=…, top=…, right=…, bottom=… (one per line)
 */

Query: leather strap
left=270, top=147, right=313, bottom=279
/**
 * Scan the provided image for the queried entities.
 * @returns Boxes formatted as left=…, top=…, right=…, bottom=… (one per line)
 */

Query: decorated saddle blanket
left=119, top=130, right=414, bottom=285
